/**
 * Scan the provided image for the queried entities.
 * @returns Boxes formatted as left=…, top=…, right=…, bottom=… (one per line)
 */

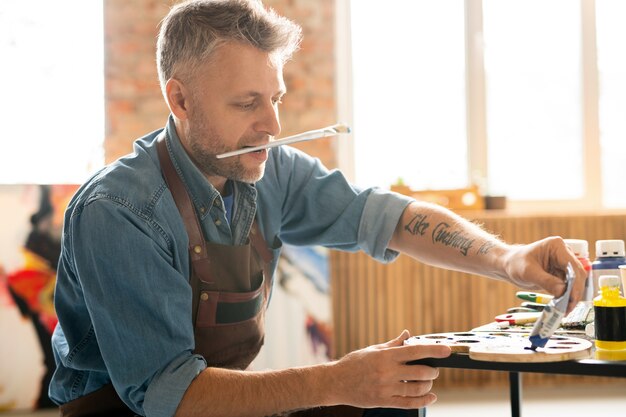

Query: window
left=596, top=0, right=626, bottom=208
left=0, top=0, right=104, bottom=184
left=349, top=1, right=467, bottom=190
left=341, top=0, right=626, bottom=210
left=483, top=0, right=582, bottom=200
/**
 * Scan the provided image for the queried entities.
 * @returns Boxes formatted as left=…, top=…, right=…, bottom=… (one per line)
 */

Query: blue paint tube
left=529, top=263, right=575, bottom=350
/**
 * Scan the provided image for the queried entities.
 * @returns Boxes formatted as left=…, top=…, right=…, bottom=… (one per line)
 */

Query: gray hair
left=156, top=0, right=302, bottom=94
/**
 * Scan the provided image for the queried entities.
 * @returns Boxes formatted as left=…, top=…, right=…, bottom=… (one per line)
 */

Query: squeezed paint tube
left=529, top=262, right=575, bottom=350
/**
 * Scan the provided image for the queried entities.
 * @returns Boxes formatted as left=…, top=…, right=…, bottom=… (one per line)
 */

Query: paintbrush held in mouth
left=215, top=123, right=351, bottom=159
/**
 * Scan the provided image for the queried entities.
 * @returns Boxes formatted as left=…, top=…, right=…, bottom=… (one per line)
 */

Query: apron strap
left=156, top=131, right=273, bottom=316
left=157, top=133, right=213, bottom=282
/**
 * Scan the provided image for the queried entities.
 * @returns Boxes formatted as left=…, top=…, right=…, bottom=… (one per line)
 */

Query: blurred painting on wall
left=253, top=244, right=333, bottom=370
left=0, top=184, right=78, bottom=411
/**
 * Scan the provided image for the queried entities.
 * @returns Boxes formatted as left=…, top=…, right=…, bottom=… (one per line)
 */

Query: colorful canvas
left=0, top=184, right=78, bottom=411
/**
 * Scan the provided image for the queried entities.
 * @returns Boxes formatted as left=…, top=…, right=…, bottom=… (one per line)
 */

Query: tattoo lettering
left=478, top=241, right=496, bottom=255
left=431, top=222, right=475, bottom=256
left=404, top=213, right=430, bottom=236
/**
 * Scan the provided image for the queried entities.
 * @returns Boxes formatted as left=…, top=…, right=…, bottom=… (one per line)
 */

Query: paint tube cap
left=595, top=239, right=625, bottom=257
left=598, top=275, right=621, bottom=288
left=565, top=239, right=588, bottom=258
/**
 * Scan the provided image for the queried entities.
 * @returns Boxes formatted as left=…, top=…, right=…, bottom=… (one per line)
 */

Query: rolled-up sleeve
left=143, top=352, right=206, bottom=417
left=358, top=188, right=413, bottom=262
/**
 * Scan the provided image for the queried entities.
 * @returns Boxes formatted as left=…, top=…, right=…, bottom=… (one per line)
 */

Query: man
left=49, top=1, right=587, bottom=416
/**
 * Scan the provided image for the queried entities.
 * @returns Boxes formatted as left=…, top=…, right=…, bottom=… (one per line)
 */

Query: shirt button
left=200, top=292, right=209, bottom=301
left=214, top=200, right=221, bottom=208
left=200, top=207, right=206, bottom=214
left=215, top=219, right=222, bottom=226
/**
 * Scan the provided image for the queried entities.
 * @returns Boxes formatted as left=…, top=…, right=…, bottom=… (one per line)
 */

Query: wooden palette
left=405, top=332, right=592, bottom=363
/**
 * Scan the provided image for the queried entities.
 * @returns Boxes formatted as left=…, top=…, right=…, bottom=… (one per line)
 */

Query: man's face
left=179, top=42, right=286, bottom=187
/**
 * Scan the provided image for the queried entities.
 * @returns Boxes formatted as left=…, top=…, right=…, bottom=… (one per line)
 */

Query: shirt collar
left=162, top=115, right=258, bottom=223
left=163, top=115, right=221, bottom=217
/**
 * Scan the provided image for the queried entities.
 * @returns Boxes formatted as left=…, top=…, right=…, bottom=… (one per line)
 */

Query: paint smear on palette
left=405, top=332, right=592, bottom=362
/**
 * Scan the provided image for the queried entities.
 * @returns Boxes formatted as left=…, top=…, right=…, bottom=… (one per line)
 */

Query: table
left=409, top=351, right=626, bottom=417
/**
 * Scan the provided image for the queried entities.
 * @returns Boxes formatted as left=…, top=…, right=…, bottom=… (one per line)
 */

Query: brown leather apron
left=59, top=134, right=363, bottom=417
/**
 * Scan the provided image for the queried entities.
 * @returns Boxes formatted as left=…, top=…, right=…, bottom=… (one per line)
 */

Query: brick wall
left=104, top=0, right=337, bottom=168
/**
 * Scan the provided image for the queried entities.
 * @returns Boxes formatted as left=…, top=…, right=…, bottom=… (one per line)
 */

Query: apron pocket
left=196, top=274, right=265, bottom=327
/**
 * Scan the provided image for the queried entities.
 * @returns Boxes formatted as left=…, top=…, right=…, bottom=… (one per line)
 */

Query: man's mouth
left=215, top=141, right=272, bottom=159
left=242, top=145, right=267, bottom=154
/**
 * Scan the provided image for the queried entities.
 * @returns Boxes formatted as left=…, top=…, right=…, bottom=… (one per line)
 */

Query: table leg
left=509, top=371, right=522, bottom=417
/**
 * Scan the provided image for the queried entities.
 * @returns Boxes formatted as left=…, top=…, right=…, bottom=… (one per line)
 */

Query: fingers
left=378, top=329, right=411, bottom=349
left=370, top=378, right=440, bottom=409
left=378, top=331, right=452, bottom=362
left=394, top=343, right=452, bottom=362
left=566, top=262, right=587, bottom=313
left=334, top=335, right=448, bottom=409
left=384, top=370, right=441, bottom=410
left=534, top=268, right=566, bottom=297
left=388, top=345, right=450, bottom=386
left=394, top=363, right=441, bottom=383
left=386, top=392, right=438, bottom=410
left=540, top=237, right=587, bottom=313
left=395, top=379, right=433, bottom=398
left=513, top=237, right=580, bottom=295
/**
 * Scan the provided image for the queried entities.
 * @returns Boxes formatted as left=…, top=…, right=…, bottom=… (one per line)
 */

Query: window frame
left=337, top=0, right=606, bottom=212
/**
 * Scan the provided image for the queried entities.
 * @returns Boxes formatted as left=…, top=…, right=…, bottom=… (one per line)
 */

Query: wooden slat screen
left=330, top=211, right=626, bottom=387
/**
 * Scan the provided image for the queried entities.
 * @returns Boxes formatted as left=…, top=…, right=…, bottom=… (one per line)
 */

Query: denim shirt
left=49, top=117, right=413, bottom=417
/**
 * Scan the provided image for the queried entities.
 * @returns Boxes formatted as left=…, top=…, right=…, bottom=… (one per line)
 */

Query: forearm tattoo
left=478, top=241, right=497, bottom=255
left=404, top=213, right=430, bottom=236
left=432, top=222, right=474, bottom=256
left=403, top=213, right=497, bottom=257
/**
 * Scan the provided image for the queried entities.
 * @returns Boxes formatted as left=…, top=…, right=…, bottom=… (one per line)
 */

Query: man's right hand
left=175, top=330, right=451, bottom=417
left=326, top=329, right=452, bottom=409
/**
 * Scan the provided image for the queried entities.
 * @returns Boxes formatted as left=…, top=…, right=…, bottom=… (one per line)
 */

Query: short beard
left=185, top=112, right=265, bottom=185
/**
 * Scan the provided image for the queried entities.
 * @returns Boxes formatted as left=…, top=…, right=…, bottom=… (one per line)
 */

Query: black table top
left=409, top=352, right=626, bottom=378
